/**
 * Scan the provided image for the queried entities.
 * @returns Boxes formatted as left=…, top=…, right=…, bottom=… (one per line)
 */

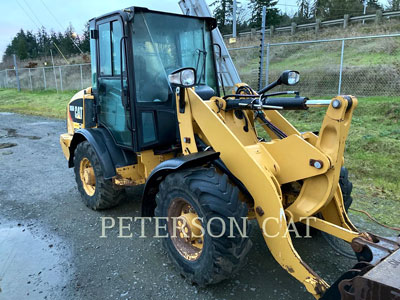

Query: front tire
left=155, top=167, right=252, bottom=285
left=73, top=141, right=124, bottom=210
left=339, top=167, right=353, bottom=211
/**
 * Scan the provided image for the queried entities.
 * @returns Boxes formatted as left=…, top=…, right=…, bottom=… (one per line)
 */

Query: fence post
left=315, top=19, right=321, bottom=34
left=291, top=22, right=297, bottom=35
left=80, top=64, right=84, bottom=90
left=265, top=43, right=270, bottom=86
left=50, top=49, right=58, bottom=93
left=43, top=67, right=47, bottom=90
left=338, top=39, right=345, bottom=95
left=375, top=9, right=383, bottom=24
left=29, top=68, right=33, bottom=91
left=270, top=25, right=274, bottom=37
left=59, top=66, right=63, bottom=92
left=13, top=54, right=21, bottom=92
left=344, top=14, right=349, bottom=29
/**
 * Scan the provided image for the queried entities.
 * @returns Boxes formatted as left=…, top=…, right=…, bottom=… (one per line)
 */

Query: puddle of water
left=0, top=225, right=71, bottom=300
left=0, top=113, right=14, bottom=116
left=0, top=128, right=41, bottom=140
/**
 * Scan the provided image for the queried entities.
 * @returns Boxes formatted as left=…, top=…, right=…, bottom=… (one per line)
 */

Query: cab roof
left=90, top=6, right=217, bottom=30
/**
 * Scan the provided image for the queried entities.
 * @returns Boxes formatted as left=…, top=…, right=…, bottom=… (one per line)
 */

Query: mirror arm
left=257, top=79, right=280, bottom=95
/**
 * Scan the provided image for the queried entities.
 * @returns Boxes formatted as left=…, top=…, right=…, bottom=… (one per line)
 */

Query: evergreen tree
left=297, top=0, right=313, bottom=21
left=248, top=0, right=281, bottom=28
left=80, top=22, right=90, bottom=53
left=388, top=0, right=400, bottom=10
left=211, top=0, right=234, bottom=27
left=2, top=25, right=91, bottom=61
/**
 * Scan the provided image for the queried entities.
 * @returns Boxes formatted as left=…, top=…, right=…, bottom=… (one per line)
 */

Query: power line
left=39, top=0, right=84, bottom=54
left=13, top=0, right=70, bottom=64
left=22, top=0, right=45, bottom=29
left=15, top=0, right=40, bottom=29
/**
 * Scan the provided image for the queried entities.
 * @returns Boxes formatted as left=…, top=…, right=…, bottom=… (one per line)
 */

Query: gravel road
left=0, top=112, right=395, bottom=300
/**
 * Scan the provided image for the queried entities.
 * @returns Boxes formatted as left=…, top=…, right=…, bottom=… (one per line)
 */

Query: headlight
left=280, top=70, right=300, bottom=86
left=168, top=68, right=197, bottom=88
left=287, top=71, right=300, bottom=85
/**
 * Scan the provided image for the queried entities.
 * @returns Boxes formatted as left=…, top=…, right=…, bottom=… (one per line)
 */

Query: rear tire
left=74, top=141, right=124, bottom=210
left=155, top=167, right=252, bottom=285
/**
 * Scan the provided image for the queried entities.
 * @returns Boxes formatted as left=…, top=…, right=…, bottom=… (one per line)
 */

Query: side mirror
left=258, top=70, right=300, bottom=94
left=279, top=70, right=300, bottom=86
left=168, top=67, right=197, bottom=88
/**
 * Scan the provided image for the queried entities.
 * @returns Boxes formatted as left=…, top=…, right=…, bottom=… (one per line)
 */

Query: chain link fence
left=0, top=63, right=91, bottom=92
left=229, top=33, right=400, bottom=97
left=0, top=33, right=399, bottom=98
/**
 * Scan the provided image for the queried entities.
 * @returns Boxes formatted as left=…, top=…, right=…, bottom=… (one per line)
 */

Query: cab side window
left=99, top=23, right=111, bottom=76
left=111, top=21, right=124, bottom=76
left=97, top=19, right=132, bottom=147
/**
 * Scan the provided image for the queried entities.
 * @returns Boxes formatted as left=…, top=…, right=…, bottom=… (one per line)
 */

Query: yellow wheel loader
left=60, top=6, right=400, bottom=299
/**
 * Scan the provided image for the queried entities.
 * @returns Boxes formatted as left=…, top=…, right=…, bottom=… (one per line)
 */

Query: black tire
left=339, top=167, right=353, bottom=211
left=74, top=141, right=124, bottom=210
left=154, top=167, right=252, bottom=285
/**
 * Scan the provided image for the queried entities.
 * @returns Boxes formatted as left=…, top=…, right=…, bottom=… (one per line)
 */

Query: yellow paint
left=79, top=157, right=96, bottom=196
left=60, top=133, right=73, bottom=160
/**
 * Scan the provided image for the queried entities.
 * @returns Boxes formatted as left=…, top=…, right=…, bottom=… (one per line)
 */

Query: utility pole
left=13, top=54, right=21, bottom=92
left=233, top=0, right=237, bottom=38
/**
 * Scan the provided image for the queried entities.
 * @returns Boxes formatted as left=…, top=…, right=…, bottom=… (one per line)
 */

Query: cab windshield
left=132, top=12, right=218, bottom=102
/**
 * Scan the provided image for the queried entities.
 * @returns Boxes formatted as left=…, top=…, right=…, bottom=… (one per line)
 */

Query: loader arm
left=174, top=87, right=399, bottom=298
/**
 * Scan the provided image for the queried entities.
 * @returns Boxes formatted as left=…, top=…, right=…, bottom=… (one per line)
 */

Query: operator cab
left=88, top=7, right=219, bottom=153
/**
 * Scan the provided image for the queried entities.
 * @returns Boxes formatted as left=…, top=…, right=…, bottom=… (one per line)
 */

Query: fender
left=141, top=151, right=220, bottom=217
left=69, top=128, right=136, bottom=180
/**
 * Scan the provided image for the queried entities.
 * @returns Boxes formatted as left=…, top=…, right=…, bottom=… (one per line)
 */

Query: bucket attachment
left=322, top=234, right=400, bottom=299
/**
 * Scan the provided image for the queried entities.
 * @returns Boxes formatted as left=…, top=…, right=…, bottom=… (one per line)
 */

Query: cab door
left=96, top=17, right=133, bottom=147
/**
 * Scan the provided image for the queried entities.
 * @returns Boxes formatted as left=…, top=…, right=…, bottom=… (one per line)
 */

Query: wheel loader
left=60, top=6, right=400, bottom=299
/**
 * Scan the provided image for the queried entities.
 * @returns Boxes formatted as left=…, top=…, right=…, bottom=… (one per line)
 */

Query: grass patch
left=0, top=89, right=76, bottom=119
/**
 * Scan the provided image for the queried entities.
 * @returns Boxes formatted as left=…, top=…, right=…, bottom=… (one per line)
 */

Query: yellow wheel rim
left=79, top=157, right=96, bottom=196
left=168, top=198, right=204, bottom=261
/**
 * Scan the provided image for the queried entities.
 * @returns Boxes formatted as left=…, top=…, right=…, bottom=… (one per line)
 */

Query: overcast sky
left=0, top=0, right=389, bottom=62
left=0, top=0, right=305, bottom=61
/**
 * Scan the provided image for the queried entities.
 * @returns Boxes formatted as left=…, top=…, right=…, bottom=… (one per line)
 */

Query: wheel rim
left=79, top=157, right=96, bottom=196
left=168, top=197, right=204, bottom=261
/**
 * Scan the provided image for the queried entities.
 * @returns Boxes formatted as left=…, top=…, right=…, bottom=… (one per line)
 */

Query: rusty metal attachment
left=338, top=248, right=400, bottom=299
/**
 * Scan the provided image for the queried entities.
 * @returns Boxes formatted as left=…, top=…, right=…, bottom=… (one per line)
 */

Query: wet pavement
left=0, top=223, right=71, bottom=299
left=0, top=112, right=397, bottom=300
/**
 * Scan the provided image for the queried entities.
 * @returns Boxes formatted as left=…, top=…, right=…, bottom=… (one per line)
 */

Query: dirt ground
left=0, top=112, right=396, bottom=300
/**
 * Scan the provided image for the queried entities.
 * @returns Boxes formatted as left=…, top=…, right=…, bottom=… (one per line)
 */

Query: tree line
left=3, top=0, right=393, bottom=62
left=3, top=24, right=89, bottom=62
